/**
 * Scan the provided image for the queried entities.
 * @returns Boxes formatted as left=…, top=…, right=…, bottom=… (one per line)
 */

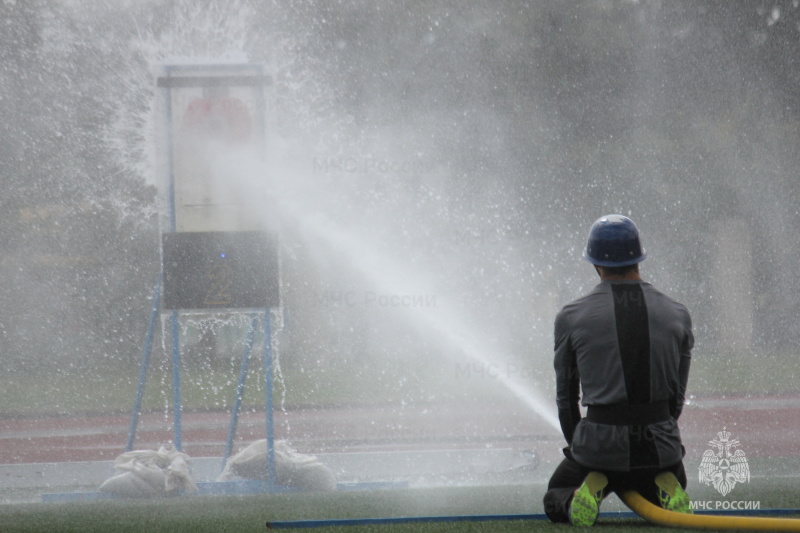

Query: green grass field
left=1, top=348, right=460, bottom=416
left=3, top=347, right=798, bottom=417
left=2, top=483, right=799, bottom=533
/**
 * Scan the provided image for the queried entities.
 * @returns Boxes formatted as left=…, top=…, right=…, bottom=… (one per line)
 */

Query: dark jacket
left=554, top=280, right=693, bottom=471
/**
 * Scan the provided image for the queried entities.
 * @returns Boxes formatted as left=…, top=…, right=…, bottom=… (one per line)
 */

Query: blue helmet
left=582, top=214, right=646, bottom=267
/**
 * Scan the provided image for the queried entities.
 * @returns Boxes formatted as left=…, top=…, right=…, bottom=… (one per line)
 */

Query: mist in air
left=2, top=0, right=800, bottom=485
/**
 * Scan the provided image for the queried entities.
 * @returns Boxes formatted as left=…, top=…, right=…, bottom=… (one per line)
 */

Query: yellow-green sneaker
left=655, top=472, right=693, bottom=514
left=569, top=471, right=608, bottom=526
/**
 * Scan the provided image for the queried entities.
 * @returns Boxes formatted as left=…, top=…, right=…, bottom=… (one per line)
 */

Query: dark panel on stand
left=162, top=231, right=280, bottom=310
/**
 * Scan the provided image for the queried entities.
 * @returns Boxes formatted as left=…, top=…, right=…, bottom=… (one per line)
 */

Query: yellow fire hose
left=620, top=491, right=800, bottom=531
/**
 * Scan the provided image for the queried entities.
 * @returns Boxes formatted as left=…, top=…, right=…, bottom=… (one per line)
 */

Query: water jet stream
left=211, top=148, right=561, bottom=433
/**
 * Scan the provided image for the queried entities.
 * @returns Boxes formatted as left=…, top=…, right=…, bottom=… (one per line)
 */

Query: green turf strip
left=2, top=484, right=800, bottom=533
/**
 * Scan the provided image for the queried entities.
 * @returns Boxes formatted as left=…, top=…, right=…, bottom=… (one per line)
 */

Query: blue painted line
left=265, top=508, right=800, bottom=529
left=691, top=508, right=800, bottom=517
left=265, top=514, right=546, bottom=529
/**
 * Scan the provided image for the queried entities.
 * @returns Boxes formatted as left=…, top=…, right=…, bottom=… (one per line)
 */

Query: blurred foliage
left=1, top=0, right=800, bottom=387
left=277, top=0, right=800, bottom=357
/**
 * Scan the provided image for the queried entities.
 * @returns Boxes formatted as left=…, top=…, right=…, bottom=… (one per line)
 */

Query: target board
left=162, top=231, right=280, bottom=310
left=160, top=65, right=270, bottom=233
left=157, top=66, right=277, bottom=310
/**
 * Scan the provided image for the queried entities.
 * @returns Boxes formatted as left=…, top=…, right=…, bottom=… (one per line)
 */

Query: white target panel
left=158, top=64, right=270, bottom=233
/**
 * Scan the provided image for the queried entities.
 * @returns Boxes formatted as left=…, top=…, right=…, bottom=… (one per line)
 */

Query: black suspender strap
left=586, top=400, right=671, bottom=426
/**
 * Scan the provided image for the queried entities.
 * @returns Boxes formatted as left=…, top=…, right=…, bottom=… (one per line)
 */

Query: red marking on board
left=183, top=98, right=252, bottom=144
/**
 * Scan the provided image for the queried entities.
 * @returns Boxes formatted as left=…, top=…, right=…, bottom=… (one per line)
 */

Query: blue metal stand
left=127, top=306, right=278, bottom=485
left=126, top=273, right=162, bottom=452
left=125, top=63, right=279, bottom=490
left=170, top=309, right=182, bottom=451
left=263, top=310, right=277, bottom=484
left=221, top=313, right=258, bottom=471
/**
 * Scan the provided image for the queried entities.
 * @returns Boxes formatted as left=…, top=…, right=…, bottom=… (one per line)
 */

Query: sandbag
left=218, top=439, right=337, bottom=491
left=99, top=446, right=197, bottom=497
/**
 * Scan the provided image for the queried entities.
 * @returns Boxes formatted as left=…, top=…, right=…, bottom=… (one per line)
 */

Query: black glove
left=562, top=446, right=575, bottom=461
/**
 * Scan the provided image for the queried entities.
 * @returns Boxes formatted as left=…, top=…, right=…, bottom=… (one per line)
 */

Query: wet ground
left=0, top=399, right=559, bottom=464
left=1, top=395, right=798, bottom=503
left=2, top=395, right=798, bottom=463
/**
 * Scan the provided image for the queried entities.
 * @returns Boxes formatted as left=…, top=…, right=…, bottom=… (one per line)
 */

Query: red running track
left=0, top=395, right=797, bottom=465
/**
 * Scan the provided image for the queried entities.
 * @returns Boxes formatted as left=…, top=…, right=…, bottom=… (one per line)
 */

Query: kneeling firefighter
left=543, top=214, right=694, bottom=526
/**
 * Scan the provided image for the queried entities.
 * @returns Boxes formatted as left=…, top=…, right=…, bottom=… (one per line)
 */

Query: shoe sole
left=570, top=472, right=608, bottom=526
left=655, top=472, right=693, bottom=514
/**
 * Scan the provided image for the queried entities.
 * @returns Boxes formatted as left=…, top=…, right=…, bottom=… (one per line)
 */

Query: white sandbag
left=165, top=452, right=197, bottom=494
left=114, top=449, right=171, bottom=470
left=98, top=470, right=163, bottom=497
left=99, top=445, right=197, bottom=497
left=281, top=461, right=337, bottom=492
left=218, top=439, right=337, bottom=491
left=217, top=439, right=270, bottom=480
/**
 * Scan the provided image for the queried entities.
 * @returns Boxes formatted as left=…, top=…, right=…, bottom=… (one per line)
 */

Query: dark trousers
left=543, top=456, right=688, bottom=523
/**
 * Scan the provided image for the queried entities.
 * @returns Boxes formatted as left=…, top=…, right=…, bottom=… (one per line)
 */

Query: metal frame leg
left=126, top=274, right=162, bottom=451
left=171, top=309, right=182, bottom=451
left=221, top=314, right=259, bottom=471
left=263, top=309, right=276, bottom=484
